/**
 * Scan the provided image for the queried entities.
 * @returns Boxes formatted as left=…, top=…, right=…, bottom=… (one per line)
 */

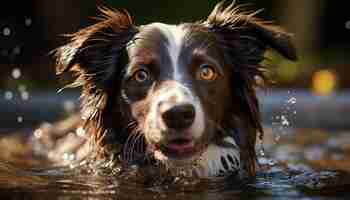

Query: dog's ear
left=203, top=2, right=297, bottom=177
left=53, top=7, right=138, bottom=89
left=52, top=8, right=138, bottom=157
left=204, top=1, right=297, bottom=62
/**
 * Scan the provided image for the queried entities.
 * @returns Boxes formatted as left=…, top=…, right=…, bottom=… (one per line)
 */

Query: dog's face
left=54, top=2, right=297, bottom=178
left=122, top=23, right=233, bottom=162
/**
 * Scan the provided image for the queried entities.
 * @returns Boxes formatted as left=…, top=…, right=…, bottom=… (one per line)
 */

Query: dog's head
left=54, top=2, right=297, bottom=178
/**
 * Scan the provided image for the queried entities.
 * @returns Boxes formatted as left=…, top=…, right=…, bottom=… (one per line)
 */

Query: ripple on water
left=0, top=161, right=349, bottom=200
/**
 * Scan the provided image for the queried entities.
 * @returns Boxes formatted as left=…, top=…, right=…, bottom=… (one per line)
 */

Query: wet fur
left=52, top=1, right=297, bottom=178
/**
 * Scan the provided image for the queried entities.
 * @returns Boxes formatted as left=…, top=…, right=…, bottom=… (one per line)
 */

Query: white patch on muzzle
left=150, top=83, right=205, bottom=140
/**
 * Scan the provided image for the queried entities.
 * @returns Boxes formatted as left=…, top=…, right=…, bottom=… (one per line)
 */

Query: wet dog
left=34, top=1, right=296, bottom=179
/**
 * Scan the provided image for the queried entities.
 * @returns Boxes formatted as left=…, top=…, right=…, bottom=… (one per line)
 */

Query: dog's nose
left=160, top=103, right=195, bottom=130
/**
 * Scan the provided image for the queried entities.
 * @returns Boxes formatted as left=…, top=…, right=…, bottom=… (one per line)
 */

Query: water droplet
left=286, top=97, right=297, bottom=104
left=25, top=18, right=32, bottom=26
left=4, top=91, right=13, bottom=100
left=18, top=85, right=27, bottom=92
left=2, top=27, right=11, bottom=36
left=13, top=46, right=21, bottom=55
left=274, top=135, right=281, bottom=142
left=76, top=126, right=86, bottom=137
left=63, top=100, right=75, bottom=113
left=281, top=115, right=290, bottom=126
left=17, top=116, right=23, bottom=123
left=34, top=129, right=43, bottom=138
left=345, top=21, right=350, bottom=29
left=69, top=154, right=75, bottom=161
left=12, top=68, right=21, bottom=79
left=259, top=149, right=265, bottom=157
left=268, top=159, right=276, bottom=166
left=63, top=153, right=69, bottom=161
left=21, top=91, right=29, bottom=100
left=63, top=153, right=76, bottom=161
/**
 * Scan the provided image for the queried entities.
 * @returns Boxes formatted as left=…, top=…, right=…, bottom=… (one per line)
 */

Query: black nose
left=161, top=103, right=195, bottom=130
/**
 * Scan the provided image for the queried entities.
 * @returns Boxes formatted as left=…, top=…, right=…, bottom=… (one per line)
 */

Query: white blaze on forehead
left=151, top=23, right=187, bottom=81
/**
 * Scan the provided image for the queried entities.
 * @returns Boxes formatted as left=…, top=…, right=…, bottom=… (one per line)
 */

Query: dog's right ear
left=53, top=7, right=138, bottom=89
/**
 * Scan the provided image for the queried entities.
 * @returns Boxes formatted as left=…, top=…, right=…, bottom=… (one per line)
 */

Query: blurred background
left=1, top=0, right=350, bottom=90
left=0, top=0, right=350, bottom=131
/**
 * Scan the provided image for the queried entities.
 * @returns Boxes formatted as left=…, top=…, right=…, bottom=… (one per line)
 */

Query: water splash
left=281, top=115, right=290, bottom=126
left=271, top=91, right=297, bottom=142
left=258, top=157, right=276, bottom=166
left=287, top=97, right=297, bottom=104
left=259, top=148, right=265, bottom=157
left=63, top=153, right=76, bottom=162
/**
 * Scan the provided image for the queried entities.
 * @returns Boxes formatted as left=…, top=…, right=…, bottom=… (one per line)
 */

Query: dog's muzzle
left=145, top=82, right=205, bottom=160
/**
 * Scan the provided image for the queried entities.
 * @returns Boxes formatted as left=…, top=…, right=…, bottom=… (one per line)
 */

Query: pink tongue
left=167, top=140, right=194, bottom=152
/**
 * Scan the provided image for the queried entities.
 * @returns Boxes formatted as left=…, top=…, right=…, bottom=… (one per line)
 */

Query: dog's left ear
left=53, top=7, right=138, bottom=89
left=204, top=2, right=297, bottom=61
left=52, top=8, right=139, bottom=157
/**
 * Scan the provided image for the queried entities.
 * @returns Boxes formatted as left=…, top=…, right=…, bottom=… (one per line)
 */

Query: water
left=1, top=91, right=350, bottom=199
left=0, top=161, right=348, bottom=200
left=1, top=126, right=350, bottom=200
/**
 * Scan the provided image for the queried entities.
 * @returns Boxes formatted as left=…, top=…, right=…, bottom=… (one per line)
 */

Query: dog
left=32, top=1, right=296, bottom=179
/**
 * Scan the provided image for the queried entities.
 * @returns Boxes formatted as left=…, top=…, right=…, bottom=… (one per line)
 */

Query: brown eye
left=198, top=64, right=218, bottom=81
left=132, top=69, right=150, bottom=83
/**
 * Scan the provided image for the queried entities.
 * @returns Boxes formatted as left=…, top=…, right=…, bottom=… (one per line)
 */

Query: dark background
left=0, top=0, right=349, bottom=91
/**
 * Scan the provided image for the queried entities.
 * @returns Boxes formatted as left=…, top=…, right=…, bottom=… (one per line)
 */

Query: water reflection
left=0, top=155, right=349, bottom=200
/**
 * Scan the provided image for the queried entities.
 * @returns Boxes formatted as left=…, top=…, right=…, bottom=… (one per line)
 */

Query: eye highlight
left=197, top=64, right=218, bottom=81
left=131, top=69, right=151, bottom=83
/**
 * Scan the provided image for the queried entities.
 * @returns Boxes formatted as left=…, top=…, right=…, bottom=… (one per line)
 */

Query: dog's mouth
left=152, top=137, right=205, bottom=160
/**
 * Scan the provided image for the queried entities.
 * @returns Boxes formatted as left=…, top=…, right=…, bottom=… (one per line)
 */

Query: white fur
left=153, top=83, right=204, bottom=139
left=148, top=24, right=205, bottom=139
left=196, top=137, right=240, bottom=177
left=152, top=23, right=187, bottom=81
left=157, top=136, right=240, bottom=177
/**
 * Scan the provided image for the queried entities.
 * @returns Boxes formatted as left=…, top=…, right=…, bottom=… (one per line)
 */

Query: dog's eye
left=132, top=69, right=150, bottom=83
left=197, top=64, right=218, bottom=81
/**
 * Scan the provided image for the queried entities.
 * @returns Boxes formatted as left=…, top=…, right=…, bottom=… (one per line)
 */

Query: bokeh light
left=312, top=69, right=337, bottom=96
